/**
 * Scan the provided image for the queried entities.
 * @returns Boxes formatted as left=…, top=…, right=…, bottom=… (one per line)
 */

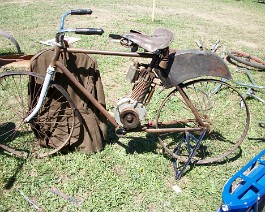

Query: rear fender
left=157, top=49, right=232, bottom=88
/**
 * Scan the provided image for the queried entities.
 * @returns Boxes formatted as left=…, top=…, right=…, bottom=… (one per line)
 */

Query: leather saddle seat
left=122, top=28, right=174, bottom=52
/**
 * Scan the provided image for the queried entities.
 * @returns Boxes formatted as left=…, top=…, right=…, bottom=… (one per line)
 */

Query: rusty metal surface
left=130, top=68, right=154, bottom=103
left=67, top=48, right=154, bottom=58
left=119, top=108, right=140, bottom=129
left=0, top=54, right=32, bottom=68
left=161, top=49, right=232, bottom=86
left=145, top=127, right=203, bottom=133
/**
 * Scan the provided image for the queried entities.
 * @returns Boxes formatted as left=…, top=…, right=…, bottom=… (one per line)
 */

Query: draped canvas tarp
left=29, top=48, right=108, bottom=154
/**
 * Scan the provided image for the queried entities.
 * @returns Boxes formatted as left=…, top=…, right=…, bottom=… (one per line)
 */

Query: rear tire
left=156, top=79, right=250, bottom=164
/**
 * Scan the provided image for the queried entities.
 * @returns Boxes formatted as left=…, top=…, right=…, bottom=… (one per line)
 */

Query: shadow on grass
left=0, top=122, right=30, bottom=189
left=108, top=127, right=159, bottom=155
left=0, top=52, right=23, bottom=56
left=107, top=123, right=244, bottom=179
left=106, top=122, right=157, bottom=154
left=120, top=136, right=158, bottom=155
left=248, top=137, right=265, bottom=142
left=1, top=156, right=26, bottom=190
left=0, top=122, right=32, bottom=155
left=157, top=129, right=244, bottom=178
left=171, top=147, right=243, bottom=179
left=0, top=147, right=28, bottom=190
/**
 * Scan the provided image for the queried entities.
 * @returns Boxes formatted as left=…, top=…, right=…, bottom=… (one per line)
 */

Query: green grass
left=0, top=0, right=265, bottom=211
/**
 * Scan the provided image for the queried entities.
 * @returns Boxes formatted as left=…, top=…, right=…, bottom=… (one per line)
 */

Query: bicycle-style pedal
left=115, top=127, right=127, bottom=137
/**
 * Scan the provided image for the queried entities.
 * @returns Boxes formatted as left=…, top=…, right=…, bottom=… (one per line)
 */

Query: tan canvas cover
left=29, top=48, right=108, bottom=153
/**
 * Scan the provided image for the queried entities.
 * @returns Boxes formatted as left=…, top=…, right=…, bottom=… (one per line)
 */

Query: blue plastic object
left=218, top=149, right=265, bottom=212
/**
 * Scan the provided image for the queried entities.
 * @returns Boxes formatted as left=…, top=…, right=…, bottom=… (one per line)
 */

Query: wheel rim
left=156, top=79, right=250, bottom=164
left=0, top=71, right=75, bottom=158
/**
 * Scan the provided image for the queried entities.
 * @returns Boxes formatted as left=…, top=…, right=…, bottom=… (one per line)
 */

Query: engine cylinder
left=130, top=68, right=154, bottom=103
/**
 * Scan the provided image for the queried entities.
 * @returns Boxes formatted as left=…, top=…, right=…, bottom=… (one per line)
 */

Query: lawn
left=0, top=0, right=264, bottom=211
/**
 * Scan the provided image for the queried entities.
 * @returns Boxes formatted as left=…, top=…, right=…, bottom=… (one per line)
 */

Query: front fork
left=24, top=65, right=56, bottom=123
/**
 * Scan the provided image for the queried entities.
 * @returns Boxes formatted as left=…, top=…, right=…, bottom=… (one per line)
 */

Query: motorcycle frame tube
left=66, top=48, right=155, bottom=58
left=57, top=47, right=206, bottom=133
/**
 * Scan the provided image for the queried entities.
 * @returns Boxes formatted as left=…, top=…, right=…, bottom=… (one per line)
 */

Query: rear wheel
left=156, top=79, right=250, bottom=164
left=0, top=71, right=76, bottom=158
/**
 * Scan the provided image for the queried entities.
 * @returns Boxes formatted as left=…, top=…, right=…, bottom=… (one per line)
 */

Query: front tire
left=0, top=71, right=76, bottom=158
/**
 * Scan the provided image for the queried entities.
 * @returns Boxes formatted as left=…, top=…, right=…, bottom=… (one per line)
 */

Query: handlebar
left=25, top=10, right=104, bottom=123
left=59, top=9, right=104, bottom=36
left=75, top=28, right=104, bottom=35
left=70, top=9, right=92, bottom=15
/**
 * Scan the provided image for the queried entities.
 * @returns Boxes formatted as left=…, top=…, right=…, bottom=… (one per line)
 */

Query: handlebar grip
left=70, top=9, right=92, bottom=15
left=75, top=28, right=104, bottom=35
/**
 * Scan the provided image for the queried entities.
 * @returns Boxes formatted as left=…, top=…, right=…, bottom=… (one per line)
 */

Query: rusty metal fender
left=156, top=49, right=232, bottom=88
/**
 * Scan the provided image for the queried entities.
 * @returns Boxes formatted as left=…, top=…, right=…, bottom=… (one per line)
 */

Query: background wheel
left=0, top=71, right=76, bottom=158
left=156, top=79, right=250, bottom=164
left=0, top=30, right=22, bottom=54
left=226, top=50, right=265, bottom=70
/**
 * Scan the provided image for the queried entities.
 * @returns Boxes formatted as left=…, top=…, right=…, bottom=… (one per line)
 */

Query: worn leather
left=122, top=28, right=174, bottom=52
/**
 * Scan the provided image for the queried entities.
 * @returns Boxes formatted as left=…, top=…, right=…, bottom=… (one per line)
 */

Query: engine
left=114, top=97, right=146, bottom=129
left=113, top=61, right=155, bottom=129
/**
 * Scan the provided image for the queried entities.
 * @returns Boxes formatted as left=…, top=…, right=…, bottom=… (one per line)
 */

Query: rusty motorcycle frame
left=0, top=9, right=250, bottom=178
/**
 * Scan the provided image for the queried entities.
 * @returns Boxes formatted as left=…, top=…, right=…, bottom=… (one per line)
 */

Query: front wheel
left=156, top=79, right=250, bottom=164
left=0, top=71, right=76, bottom=158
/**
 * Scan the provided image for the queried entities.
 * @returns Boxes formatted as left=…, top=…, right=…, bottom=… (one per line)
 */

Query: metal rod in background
left=17, top=189, right=42, bottom=211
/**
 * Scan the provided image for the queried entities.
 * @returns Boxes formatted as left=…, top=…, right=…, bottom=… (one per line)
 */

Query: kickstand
left=173, top=129, right=206, bottom=180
